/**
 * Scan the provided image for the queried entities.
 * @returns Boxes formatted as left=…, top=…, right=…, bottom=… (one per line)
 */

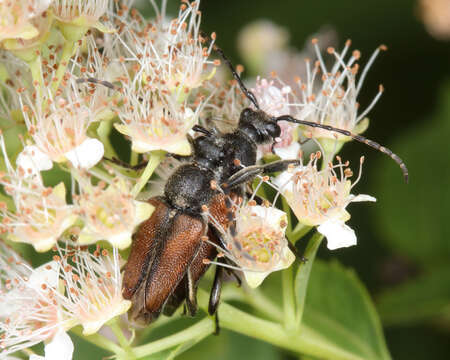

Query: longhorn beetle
left=77, top=42, right=408, bottom=331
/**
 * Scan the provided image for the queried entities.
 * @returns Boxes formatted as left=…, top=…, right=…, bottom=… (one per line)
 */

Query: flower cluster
left=0, top=240, right=128, bottom=357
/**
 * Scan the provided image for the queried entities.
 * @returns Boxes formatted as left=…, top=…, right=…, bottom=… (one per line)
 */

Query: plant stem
left=132, top=318, right=214, bottom=359
left=247, top=289, right=284, bottom=322
left=295, top=233, right=323, bottom=327
left=282, top=265, right=296, bottom=331
left=136, top=310, right=182, bottom=344
left=290, top=223, right=312, bottom=244
left=222, top=285, right=283, bottom=322
left=70, top=326, right=125, bottom=357
left=51, top=41, right=77, bottom=94
left=131, top=150, right=165, bottom=198
left=96, top=120, right=118, bottom=159
left=282, top=196, right=293, bottom=235
left=196, top=288, right=360, bottom=360
left=130, top=150, right=139, bottom=167
left=28, top=55, right=43, bottom=100
left=109, top=319, right=135, bottom=359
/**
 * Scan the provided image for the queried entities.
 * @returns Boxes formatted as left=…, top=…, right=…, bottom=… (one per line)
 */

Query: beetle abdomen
left=123, top=197, right=206, bottom=324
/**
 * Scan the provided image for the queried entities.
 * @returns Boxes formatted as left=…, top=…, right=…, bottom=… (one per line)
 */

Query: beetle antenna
left=213, top=46, right=260, bottom=110
left=200, top=30, right=260, bottom=109
left=76, top=77, right=121, bottom=92
left=276, top=114, right=409, bottom=183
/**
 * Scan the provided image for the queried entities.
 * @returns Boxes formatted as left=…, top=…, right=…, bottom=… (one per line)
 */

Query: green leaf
left=377, top=264, right=450, bottom=326
left=373, top=82, right=450, bottom=265
left=302, top=260, right=391, bottom=360
left=181, top=330, right=280, bottom=360
left=295, top=233, right=323, bottom=326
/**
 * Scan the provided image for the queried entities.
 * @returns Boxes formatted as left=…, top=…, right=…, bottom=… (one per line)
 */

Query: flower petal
left=108, top=230, right=133, bottom=250
left=244, top=270, right=271, bottom=288
left=16, top=145, right=53, bottom=177
left=134, top=200, right=154, bottom=225
left=243, top=242, right=295, bottom=288
left=81, top=300, right=131, bottom=336
left=273, top=141, right=301, bottom=160
left=318, top=219, right=357, bottom=250
left=350, top=194, right=377, bottom=203
left=65, top=138, right=104, bottom=169
left=249, top=205, right=287, bottom=232
left=43, top=331, right=74, bottom=360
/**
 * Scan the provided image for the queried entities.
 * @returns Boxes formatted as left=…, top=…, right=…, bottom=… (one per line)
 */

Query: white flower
left=74, top=175, right=153, bottom=249
left=115, top=82, right=198, bottom=155
left=207, top=202, right=295, bottom=288
left=273, top=153, right=376, bottom=250
left=0, top=244, right=75, bottom=357
left=291, top=39, right=386, bottom=153
left=0, top=0, right=51, bottom=42
left=0, top=135, right=77, bottom=252
left=117, top=0, right=217, bottom=97
left=29, top=331, right=74, bottom=360
left=54, top=245, right=131, bottom=335
left=252, top=77, right=291, bottom=117
left=20, top=79, right=104, bottom=170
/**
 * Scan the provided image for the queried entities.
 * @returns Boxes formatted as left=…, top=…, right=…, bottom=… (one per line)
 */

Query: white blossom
left=115, top=82, right=198, bottom=155
left=53, top=245, right=131, bottom=335
left=0, top=134, right=77, bottom=252
left=207, top=201, right=295, bottom=288
left=0, top=243, right=75, bottom=357
left=20, top=79, right=104, bottom=170
left=0, top=0, right=51, bottom=42
left=291, top=39, right=386, bottom=154
left=73, top=173, right=153, bottom=249
left=273, top=153, right=376, bottom=250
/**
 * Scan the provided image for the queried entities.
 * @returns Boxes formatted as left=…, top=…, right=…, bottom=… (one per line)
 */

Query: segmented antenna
left=76, top=77, right=120, bottom=91
left=200, top=30, right=260, bottom=110
left=276, top=115, right=409, bottom=183
left=213, top=46, right=260, bottom=110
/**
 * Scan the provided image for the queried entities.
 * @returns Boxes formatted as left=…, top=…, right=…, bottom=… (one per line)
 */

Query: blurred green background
left=131, top=0, right=450, bottom=359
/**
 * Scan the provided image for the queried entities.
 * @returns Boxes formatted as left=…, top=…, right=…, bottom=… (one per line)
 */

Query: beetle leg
left=223, top=159, right=300, bottom=189
left=104, top=156, right=148, bottom=170
left=208, top=262, right=224, bottom=335
left=214, top=312, right=221, bottom=336
left=185, top=267, right=198, bottom=316
left=208, top=262, right=223, bottom=316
